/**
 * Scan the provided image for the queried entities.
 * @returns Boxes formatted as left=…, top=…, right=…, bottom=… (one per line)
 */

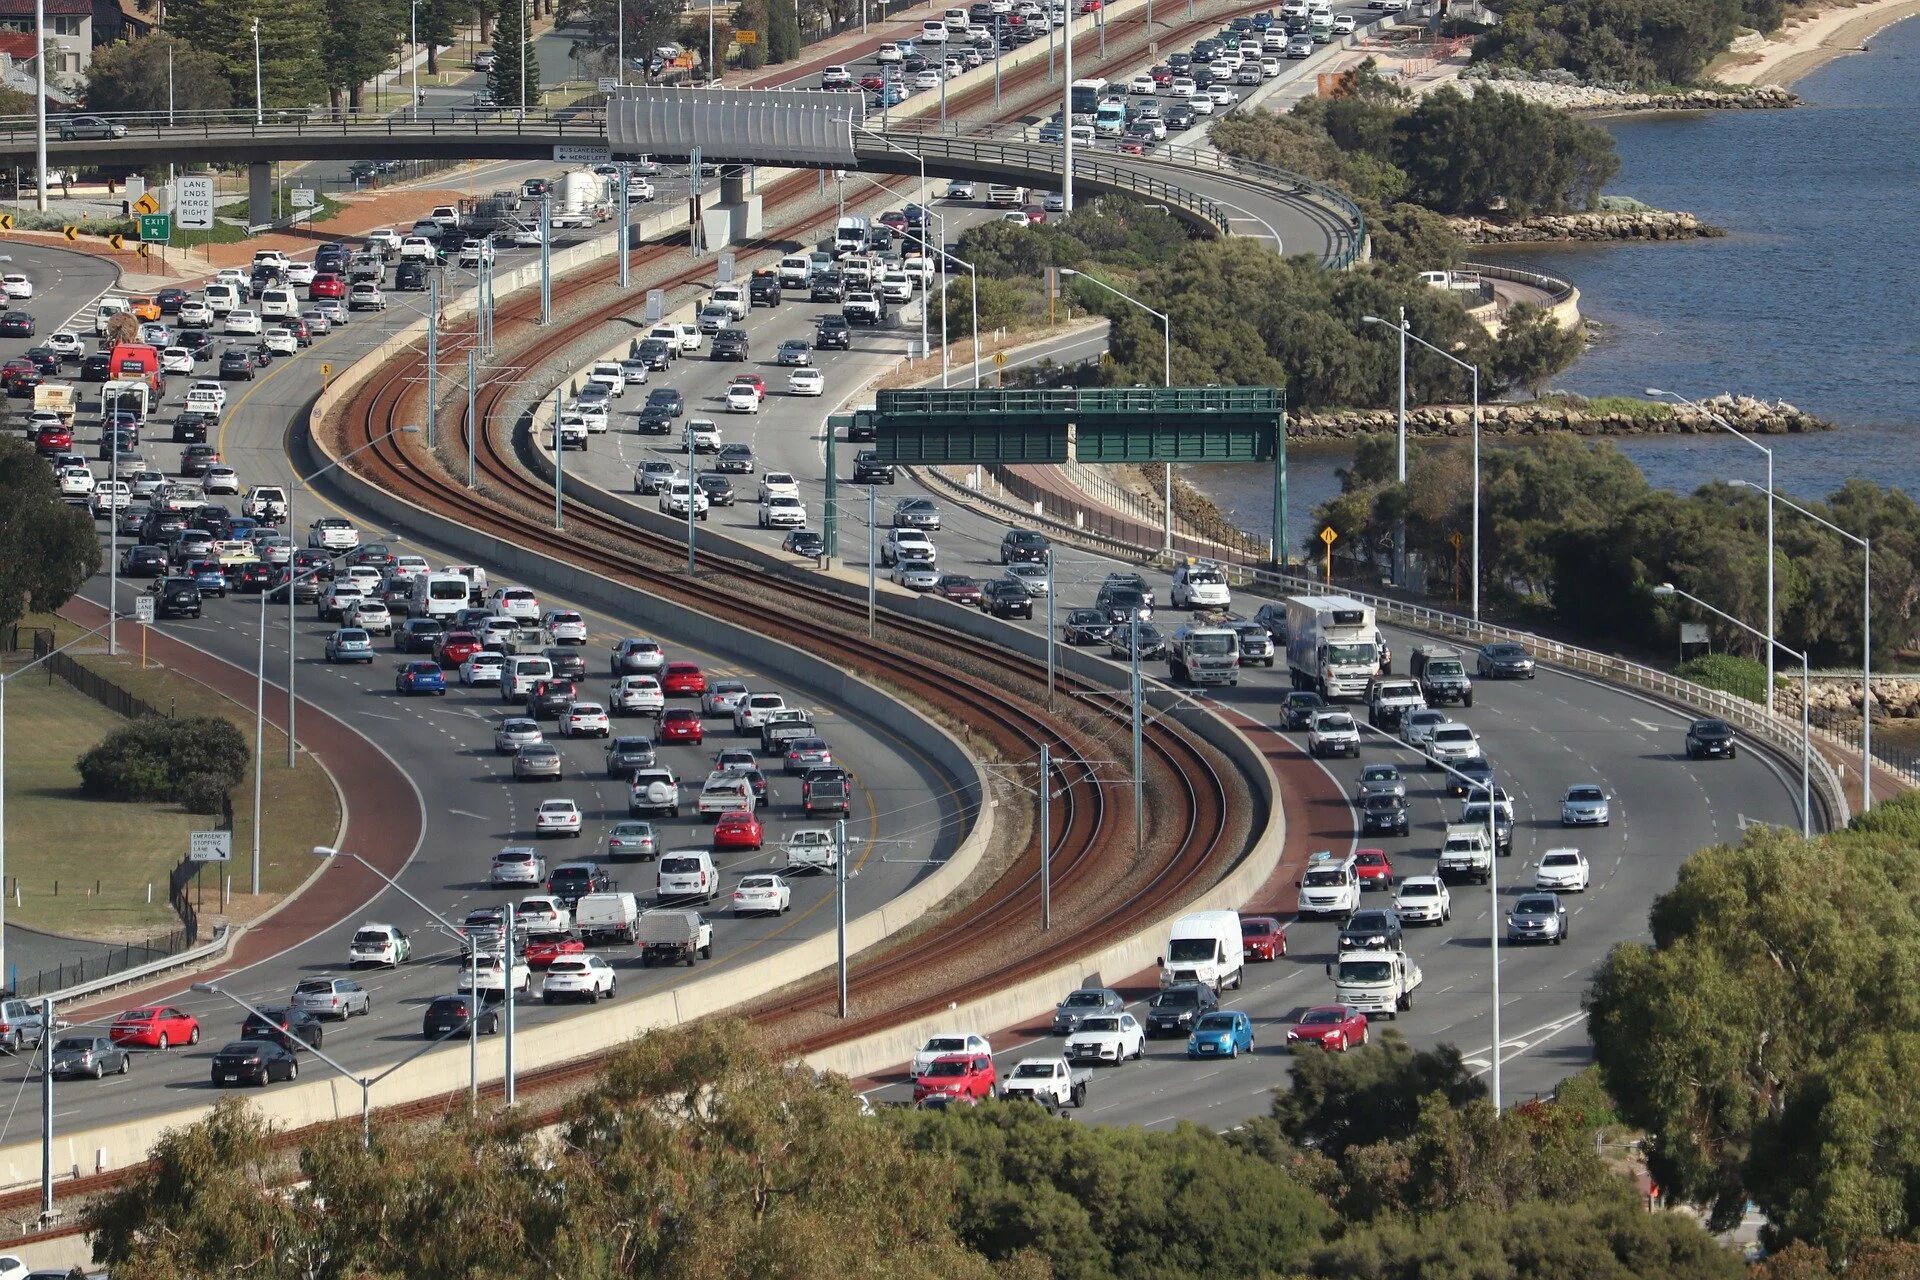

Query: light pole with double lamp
left=1058, top=267, right=1174, bottom=555
left=283, top=426, right=420, bottom=770
left=1363, top=314, right=1481, bottom=621
left=922, top=208, right=981, bottom=389
left=1731, top=478, right=1874, bottom=812
left=1652, top=582, right=1811, bottom=837
left=852, top=127, right=930, bottom=364
left=1648, top=388, right=1775, bottom=693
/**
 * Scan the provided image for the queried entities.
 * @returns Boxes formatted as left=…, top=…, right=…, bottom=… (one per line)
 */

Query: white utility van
left=504, top=655, right=554, bottom=698
left=203, top=283, right=241, bottom=316
left=412, top=571, right=476, bottom=619
left=1157, top=909, right=1246, bottom=992
left=656, top=849, right=719, bottom=903
left=574, top=892, right=640, bottom=942
left=1296, top=850, right=1362, bottom=917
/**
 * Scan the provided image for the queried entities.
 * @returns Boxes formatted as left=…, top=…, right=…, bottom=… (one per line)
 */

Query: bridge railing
left=1149, top=142, right=1367, bottom=268
left=0, top=107, right=610, bottom=147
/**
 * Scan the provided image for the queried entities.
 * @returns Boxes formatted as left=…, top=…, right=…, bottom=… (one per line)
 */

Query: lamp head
left=1651, top=583, right=1676, bottom=598
left=1058, top=268, right=1078, bottom=277
left=1644, top=387, right=1669, bottom=398
left=189, top=982, right=218, bottom=995
left=312, top=845, right=338, bottom=858
left=1362, top=315, right=1384, bottom=325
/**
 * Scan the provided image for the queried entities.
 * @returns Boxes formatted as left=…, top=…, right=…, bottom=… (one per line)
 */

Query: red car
left=912, top=1052, right=997, bottom=1103
left=729, top=372, right=766, bottom=399
left=3, top=357, right=41, bottom=395
left=1353, top=848, right=1394, bottom=891
left=436, top=630, right=485, bottom=668
left=1286, top=1004, right=1369, bottom=1053
left=713, top=811, right=765, bottom=851
left=33, top=424, right=71, bottom=455
left=877, top=210, right=908, bottom=233
left=523, top=932, right=585, bottom=968
left=1240, top=914, right=1286, bottom=961
left=860, top=71, right=886, bottom=91
left=1150, top=64, right=1173, bottom=85
left=109, top=1004, right=201, bottom=1050
left=935, top=575, right=982, bottom=605
left=1022, top=205, right=1048, bottom=225
left=659, top=708, right=704, bottom=744
left=309, top=273, right=347, bottom=300
left=662, top=661, right=707, bottom=696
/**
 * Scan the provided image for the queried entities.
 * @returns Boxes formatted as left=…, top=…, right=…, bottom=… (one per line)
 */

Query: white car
left=399, top=236, right=437, bottom=262
left=535, top=799, right=583, bottom=838
left=319, top=581, right=367, bottom=621
left=683, top=418, right=723, bottom=452
left=264, top=327, right=299, bottom=355
left=1186, top=93, right=1215, bottom=116
left=458, top=951, right=531, bottom=998
left=1560, top=782, right=1612, bottom=826
left=563, top=701, right=611, bottom=738
left=1392, top=875, right=1452, bottom=925
left=732, top=873, right=792, bottom=916
left=945, top=180, right=976, bottom=200
left=347, top=923, right=411, bottom=968
left=44, top=329, right=84, bottom=359
left=200, top=466, right=241, bottom=496
left=1427, top=722, right=1483, bottom=767
left=787, top=368, right=824, bottom=396
left=517, top=894, right=571, bottom=932
left=390, top=554, right=430, bottom=579
left=541, top=954, right=616, bottom=1002
left=758, top=472, right=799, bottom=502
left=89, top=482, right=131, bottom=516
left=489, top=586, right=541, bottom=621
left=1308, top=711, right=1361, bottom=758
left=286, top=260, right=318, bottom=285
left=160, top=346, right=196, bottom=374
left=58, top=466, right=95, bottom=498
left=893, top=560, right=940, bottom=590
left=223, top=308, right=263, bottom=335
left=725, top=384, right=760, bottom=414
left=660, top=481, right=710, bottom=519
left=1004, top=562, right=1048, bottom=596
left=1208, top=83, right=1239, bottom=106
left=490, top=846, right=546, bottom=886
left=345, top=599, right=393, bottom=635
left=1535, top=847, right=1591, bottom=892
left=758, top=495, right=806, bottom=528
left=0, top=273, right=31, bottom=299
left=188, top=380, right=229, bottom=413
left=1127, top=74, right=1157, bottom=94
left=612, top=674, right=665, bottom=716
left=349, top=283, right=387, bottom=311
left=735, top=692, right=788, bottom=733
left=461, top=651, right=506, bottom=685
left=1064, top=1012, right=1145, bottom=1065
left=177, top=299, right=213, bottom=326
left=1333, top=13, right=1356, bottom=32
left=911, top=1031, right=992, bottom=1078
left=543, top=610, right=588, bottom=644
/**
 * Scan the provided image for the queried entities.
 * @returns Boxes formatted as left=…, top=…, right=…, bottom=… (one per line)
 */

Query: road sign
left=132, top=595, right=154, bottom=624
left=735, top=28, right=759, bottom=43
left=61, top=225, right=77, bottom=242
left=107, top=233, right=124, bottom=250
left=291, top=187, right=315, bottom=210
left=993, top=351, right=1007, bottom=367
left=132, top=191, right=159, bottom=216
left=554, top=144, right=612, bottom=164
left=597, top=76, right=619, bottom=92
left=188, top=830, right=232, bottom=863
left=1448, top=530, right=1463, bottom=550
left=1320, top=526, right=1338, bottom=583
left=138, top=213, right=170, bottom=241
left=0, top=213, right=13, bottom=232
left=137, top=243, right=151, bottom=259
left=320, top=362, right=333, bottom=382
left=176, top=175, right=216, bottom=230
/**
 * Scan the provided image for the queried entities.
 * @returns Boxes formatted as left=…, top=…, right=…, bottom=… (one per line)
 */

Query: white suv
left=541, top=954, right=616, bottom=1002
left=1427, top=722, right=1483, bottom=768
left=1308, top=711, right=1360, bottom=758
left=1170, top=561, right=1231, bottom=610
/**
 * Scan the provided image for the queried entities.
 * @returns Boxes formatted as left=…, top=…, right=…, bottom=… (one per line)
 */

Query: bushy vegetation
left=1673, top=653, right=1768, bottom=703
left=0, top=437, right=100, bottom=631
left=1474, top=0, right=1787, bottom=86
left=77, top=715, right=247, bottom=814
left=1313, top=437, right=1919, bottom=667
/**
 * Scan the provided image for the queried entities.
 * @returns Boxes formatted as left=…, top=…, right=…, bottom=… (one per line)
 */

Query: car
left=724, top=384, right=760, bottom=413
left=348, top=923, right=413, bottom=968
left=1560, top=782, right=1612, bottom=826
left=1359, top=792, right=1410, bottom=837
left=1333, top=11, right=1356, bottom=31
left=1353, top=848, right=1395, bottom=890
left=1507, top=891, right=1570, bottom=943
left=563, top=701, right=611, bottom=738
left=1685, top=717, right=1736, bottom=759
left=786, top=367, right=825, bottom=397
left=50, top=1034, right=132, bottom=1080
left=715, top=444, right=756, bottom=476
left=1186, top=1009, right=1255, bottom=1059
left=1401, top=706, right=1447, bottom=747
left=535, top=798, right=584, bottom=837
left=60, top=114, right=127, bottom=140
left=1449, top=756, right=1496, bottom=798
left=713, top=812, right=765, bottom=851
left=513, top=744, right=564, bottom=782
left=308, top=517, right=360, bottom=551
left=1338, top=908, right=1405, bottom=952
left=1287, top=1004, right=1369, bottom=1052
left=541, top=954, right=617, bottom=1003
left=1065, top=1012, right=1147, bottom=1065
left=1477, top=642, right=1536, bottom=678
left=394, top=617, right=446, bottom=654
left=773, top=338, right=813, bottom=368
left=981, top=579, right=1034, bottom=619
left=1535, top=847, right=1592, bottom=892
left=1144, top=982, right=1218, bottom=1038
left=1050, top=987, right=1124, bottom=1035
left=324, top=627, right=375, bottom=664
left=605, top=819, right=657, bottom=861
left=612, top=637, right=667, bottom=675
left=290, top=977, right=370, bottom=1021
left=1357, top=762, right=1406, bottom=800
left=224, top=308, right=263, bottom=336
left=891, top=497, right=942, bottom=531
left=999, top=529, right=1050, bottom=565
left=211, top=1039, right=300, bottom=1086
left=108, top=1005, right=201, bottom=1050
left=523, top=931, right=586, bottom=969
left=659, top=707, right=705, bottom=744
left=1388, top=875, right=1449, bottom=926
left=1234, top=914, right=1285, bottom=962
left=909, top=1031, right=993, bottom=1078
left=422, top=994, right=501, bottom=1040
left=395, top=660, right=448, bottom=695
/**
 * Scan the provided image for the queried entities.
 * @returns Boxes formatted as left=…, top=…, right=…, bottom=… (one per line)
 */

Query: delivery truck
left=1284, top=595, right=1380, bottom=701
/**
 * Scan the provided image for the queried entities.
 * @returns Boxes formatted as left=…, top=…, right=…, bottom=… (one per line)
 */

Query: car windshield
left=1434, top=728, right=1473, bottom=744
left=1348, top=913, right=1393, bottom=930
left=1151, top=989, right=1200, bottom=1009
left=1167, top=938, right=1216, bottom=962
left=1516, top=897, right=1557, bottom=914
left=1326, top=642, right=1375, bottom=665
left=1011, top=1063, right=1054, bottom=1079
left=352, top=930, right=389, bottom=945
left=54, top=1038, right=97, bottom=1053
left=1399, top=882, right=1438, bottom=899
left=1195, top=1014, right=1236, bottom=1032
left=926, top=1037, right=966, bottom=1053
left=1303, top=868, right=1346, bottom=886
left=1568, top=786, right=1604, bottom=802
left=295, top=980, right=333, bottom=995
left=1365, top=795, right=1399, bottom=810
left=1543, top=853, right=1579, bottom=867
left=925, top=1058, right=969, bottom=1077
left=660, top=857, right=702, bottom=874
left=1063, top=991, right=1105, bottom=1007
left=1079, top=1017, right=1120, bottom=1033
left=1300, top=1009, right=1343, bottom=1025
left=1188, top=634, right=1234, bottom=655
left=1364, top=766, right=1396, bottom=780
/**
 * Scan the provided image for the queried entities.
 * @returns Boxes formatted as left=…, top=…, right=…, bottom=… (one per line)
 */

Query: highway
left=0, top=242, right=968, bottom=1148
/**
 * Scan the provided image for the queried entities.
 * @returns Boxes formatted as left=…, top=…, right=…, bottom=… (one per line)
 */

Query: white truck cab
left=1297, top=850, right=1361, bottom=917
left=1157, top=909, right=1245, bottom=992
left=1438, top=823, right=1493, bottom=884
left=1327, top=949, right=1423, bottom=1018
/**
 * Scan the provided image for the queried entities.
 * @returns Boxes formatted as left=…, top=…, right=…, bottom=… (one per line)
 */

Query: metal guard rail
left=0, top=112, right=613, bottom=147
left=1461, top=260, right=1577, bottom=305
left=1247, top=569, right=1852, bottom=830
left=1152, top=142, right=1368, bottom=269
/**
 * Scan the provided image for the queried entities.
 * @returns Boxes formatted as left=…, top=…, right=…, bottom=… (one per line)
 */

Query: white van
left=412, top=571, right=475, bottom=619
left=259, top=287, right=298, bottom=319
left=94, top=297, right=131, bottom=336
left=1297, top=850, right=1362, bottom=917
left=574, top=891, right=640, bottom=943
left=656, top=849, right=719, bottom=903
left=439, top=563, right=489, bottom=597
left=203, top=283, right=240, bottom=316
left=778, top=254, right=814, bottom=288
left=1157, top=909, right=1245, bottom=992
left=503, top=655, right=554, bottom=699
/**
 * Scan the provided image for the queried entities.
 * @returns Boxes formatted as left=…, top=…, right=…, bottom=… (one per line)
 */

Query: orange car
left=128, top=297, right=162, bottom=322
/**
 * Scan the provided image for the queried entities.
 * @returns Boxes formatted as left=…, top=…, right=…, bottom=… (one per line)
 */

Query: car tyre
left=190, top=1026, right=200, bottom=1045
left=287, top=1060, right=298, bottom=1080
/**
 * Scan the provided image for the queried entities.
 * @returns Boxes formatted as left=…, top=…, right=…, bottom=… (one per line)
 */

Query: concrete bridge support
left=248, top=162, right=274, bottom=230
left=699, top=164, right=762, bottom=251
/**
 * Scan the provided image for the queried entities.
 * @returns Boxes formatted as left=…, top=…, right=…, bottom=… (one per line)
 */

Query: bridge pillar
left=700, top=165, right=761, bottom=250
left=247, top=162, right=273, bottom=230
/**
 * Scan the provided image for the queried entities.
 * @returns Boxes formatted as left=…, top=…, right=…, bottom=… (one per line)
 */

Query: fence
left=41, top=651, right=166, bottom=722
left=969, top=463, right=1270, bottom=561
left=7, top=930, right=197, bottom=1001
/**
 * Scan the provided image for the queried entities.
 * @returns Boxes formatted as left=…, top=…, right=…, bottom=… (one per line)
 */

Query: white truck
left=697, top=771, right=756, bottom=817
left=1157, top=910, right=1245, bottom=992
left=1285, top=596, right=1380, bottom=701
left=1327, top=948, right=1423, bottom=1018
left=1366, top=677, right=1428, bottom=730
left=551, top=169, right=608, bottom=228
left=1437, top=822, right=1493, bottom=884
left=778, top=253, right=814, bottom=288
left=574, top=891, right=640, bottom=943
left=987, top=183, right=1026, bottom=206
left=783, top=828, right=838, bottom=873
left=635, top=907, right=713, bottom=966
left=1307, top=710, right=1361, bottom=758
left=1167, top=625, right=1241, bottom=687
left=999, top=1057, right=1090, bottom=1108
left=833, top=214, right=870, bottom=254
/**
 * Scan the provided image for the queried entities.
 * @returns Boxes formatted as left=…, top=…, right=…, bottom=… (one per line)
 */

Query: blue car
left=1186, top=1009, right=1255, bottom=1059
left=394, top=660, right=447, bottom=696
left=324, top=627, right=374, bottom=664
left=188, top=561, right=229, bottom=597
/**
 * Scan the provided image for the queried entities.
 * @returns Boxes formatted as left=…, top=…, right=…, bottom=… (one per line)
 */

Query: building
left=0, top=0, right=93, bottom=81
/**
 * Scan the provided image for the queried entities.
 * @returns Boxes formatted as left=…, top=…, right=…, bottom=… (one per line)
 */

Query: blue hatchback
left=324, top=627, right=374, bottom=664
left=394, top=660, right=447, bottom=696
left=188, top=561, right=229, bottom=597
left=1186, top=1009, right=1255, bottom=1059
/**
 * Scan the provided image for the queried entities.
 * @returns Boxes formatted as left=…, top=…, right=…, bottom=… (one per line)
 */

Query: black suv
left=172, top=412, right=213, bottom=443
left=635, top=338, right=673, bottom=370
left=219, top=349, right=254, bottom=381
left=1145, top=983, right=1218, bottom=1038
left=1360, top=793, right=1410, bottom=836
left=422, top=995, right=499, bottom=1040
left=394, top=617, right=446, bottom=653
left=853, top=450, right=894, bottom=484
left=120, top=545, right=168, bottom=577
left=1685, top=717, right=1736, bottom=760
left=810, top=271, right=846, bottom=303
left=1338, top=909, right=1405, bottom=952
left=527, top=678, right=579, bottom=719
left=547, top=861, right=612, bottom=908
left=815, top=315, right=852, bottom=350
left=544, top=647, right=588, bottom=680
left=395, top=261, right=429, bottom=291
left=1283, top=690, right=1326, bottom=729
left=981, top=580, right=1033, bottom=619
left=155, top=578, right=202, bottom=618
left=1000, top=529, right=1051, bottom=564
left=711, top=328, right=749, bottom=361
left=748, top=274, right=782, bottom=306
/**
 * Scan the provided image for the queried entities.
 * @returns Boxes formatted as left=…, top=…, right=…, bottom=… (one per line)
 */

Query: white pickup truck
left=783, top=828, right=838, bottom=873
left=1327, top=949, right=1423, bottom=1018
left=636, top=907, right=712, bottom=967
left=697, top=771, right=755, bottom=817
left=999, top=1057, right=1090, bottom=1109
left=1437, top=822, right=1493, bottom=884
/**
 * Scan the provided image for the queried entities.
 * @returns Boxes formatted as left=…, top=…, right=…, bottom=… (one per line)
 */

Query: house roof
left=0, top=0, right=92, bottom=13
left=0, top=31, right=30, bottom=59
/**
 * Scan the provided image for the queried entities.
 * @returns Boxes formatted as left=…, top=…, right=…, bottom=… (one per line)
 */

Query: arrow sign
left=136, top=243, right=151, bottom=259
left=132, top=191, right=159, bottom=216
left=61, top=225, right=77, bottom=242
left=1631, top=718, right=1668, bottom=733
left=0, top=213, right=12, bottom=231
left=107, top=233, right=124, bottom=250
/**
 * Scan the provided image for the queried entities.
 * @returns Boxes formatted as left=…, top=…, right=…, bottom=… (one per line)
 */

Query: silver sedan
left=1559, top=783, right=1611, bottom=826
left=514, top=744, right=564, bottom=780
left=495, top=717, right=544, bottom=755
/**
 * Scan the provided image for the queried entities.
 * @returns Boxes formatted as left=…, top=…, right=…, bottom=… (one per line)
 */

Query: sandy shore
left=1714, top=0, right=1920, bottom=85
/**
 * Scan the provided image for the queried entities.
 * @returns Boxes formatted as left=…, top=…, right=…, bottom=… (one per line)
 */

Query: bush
left=1673, top=653, right=1768, bottom=704
left=78, top=715, right=247, bottom=813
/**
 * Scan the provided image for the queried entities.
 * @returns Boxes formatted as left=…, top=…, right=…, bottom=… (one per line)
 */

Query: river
left=1188, top=16, right=1920, bottom=550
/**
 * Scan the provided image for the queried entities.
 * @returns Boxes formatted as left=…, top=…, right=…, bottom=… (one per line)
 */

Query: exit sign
left=137, top=213, right=170, bottom=241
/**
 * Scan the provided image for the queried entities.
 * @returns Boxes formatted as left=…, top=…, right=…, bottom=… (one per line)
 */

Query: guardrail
left=1461, top=259, right=1577, bottom=305
left=0, top=111, right=615, bottom=150
left=1151, top=141, right=1368, bottom=268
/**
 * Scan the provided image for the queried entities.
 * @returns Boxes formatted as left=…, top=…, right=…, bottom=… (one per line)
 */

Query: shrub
left=1673, top=653, right=1768, bottom=704
left=78, top=715, right=247, bottom=814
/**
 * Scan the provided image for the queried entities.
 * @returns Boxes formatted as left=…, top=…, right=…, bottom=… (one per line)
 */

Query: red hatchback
left=659, top=707, right=704, bottom=744
left=1239, top=914, right=1286, bottom=961
left=436, top=630, right=484, bottom=668
left=1353, top=848, right=1395, bottom=891
left=713, top=811, right=765, bottom=851
left=33, top=424, right=72, bottom=455
left=309, top=273, right=347, bottom=300
left=523, top=932, right=585, bottom=968
left=1286, top=1004, right=1369, bottom=1053
left=662, top=661, right=707, bottom=696
left=109, top=1004, right=201, bottom=1050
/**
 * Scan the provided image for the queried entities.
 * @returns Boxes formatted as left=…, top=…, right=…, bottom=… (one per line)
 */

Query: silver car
left=514, top=743, right=564, bottom=780
left=490, top=846, right=547, bottom=886
left=1356, top=762, right=1406, bottom=800
left=1560, top=783, right=1611, bottom=826
left=891, top=497, right=942, bottom=530
left=892, top=561, right=940, bottom=591
left=702, top=678, right=750, bottom=716
left=291, top=977, right=371, bottom=1020
left=496, top=717, right=544, bottom=755
left=1051, top=987, right=1124, bottom=1034
left=51, top=1034, right=130, bottom=1079
left=1402, top=708, right=1448, bottom=748
left=1505, top=893, right=1569, bottom=945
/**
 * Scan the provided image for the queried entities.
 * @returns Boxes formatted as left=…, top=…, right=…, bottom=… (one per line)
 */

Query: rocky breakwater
left=1774, top=679, right=1920, bottom=728
left=1291, top=394, right=1831, bottom=440
left=1460, top=67, right=1799, bottom=113
left=1450, top=210, right=1724, bottom=243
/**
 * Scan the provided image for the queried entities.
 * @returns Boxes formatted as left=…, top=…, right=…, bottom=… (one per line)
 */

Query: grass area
left=22, top=613, right=341, bottom=932
left=1533, top=392, right=1678, bottom=419
left=1, top=673, right=198, bottom=939
left=1675, top=653, right=1769, bottom=703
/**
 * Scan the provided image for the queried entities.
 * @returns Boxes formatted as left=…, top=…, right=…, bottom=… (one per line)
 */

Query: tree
left=1363, top=200, right=1465, bottom=271
left=1487, top=301, right=1584, bottom=396
left=766, top=0, right=803, bottom=62
left=414, top=0, right=468, bottom=75
left=322, top=0, right=409, bottom=113
left=489, top=0, right=537, bottom=105
left=1263, top=1029, right=1486, bottom=1163
left=1473, top=0, right=1774, bottom=86
left=557, top=0, right=683, bottom=77
left=732, top=0, right=769, bottom=68
left=83, top=36, right=234, bottom=115
left=77, top=716, right=248, bottom=813
left=1390, top=86, right=1620, bottom=215
left=167, top=0, right=329, bottom=110
left=0, top=438, right=100, bottom=632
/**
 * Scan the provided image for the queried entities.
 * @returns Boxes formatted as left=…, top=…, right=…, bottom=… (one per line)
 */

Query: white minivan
left=203, top=282, right=241, bottom=316
left=656, top=849, right=719, bottom=903
left=259, top=287, right=298, bottom=319
left=503, top=655, right=554, bottom=699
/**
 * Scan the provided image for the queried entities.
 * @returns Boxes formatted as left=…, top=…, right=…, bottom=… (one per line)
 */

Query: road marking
left=1631, top=718, right=1669, bottom=733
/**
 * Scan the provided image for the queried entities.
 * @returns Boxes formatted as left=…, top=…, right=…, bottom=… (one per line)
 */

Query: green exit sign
left=137, top=213, right=170, bottom=241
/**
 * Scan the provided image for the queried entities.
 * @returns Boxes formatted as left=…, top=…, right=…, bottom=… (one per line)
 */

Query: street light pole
left=1060, top=267, right=1173, bottom=553
left=411, top=0, right=420, bottom=121
left=252, top=19, right=263, bottom=126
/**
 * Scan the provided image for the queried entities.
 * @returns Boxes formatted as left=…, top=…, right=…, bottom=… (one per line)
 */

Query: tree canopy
left=1474, top=0, right=1786, bottom=86
left=489, top=0, right=538, bottom=105
left=83, top=36, right=234, bottom=115
left=166, top=0, right=329, bottom=110
left=0, top=437, right=100, bottom=631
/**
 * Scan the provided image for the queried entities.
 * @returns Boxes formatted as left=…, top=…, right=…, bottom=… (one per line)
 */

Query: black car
left=395, top=617, right=446, bottom=653
left=120, top=544, right=168, bottom=577
left=1061, top=608, right=1113, bottom=646
left=24, top=347, right=60, bottom=375
left=1000, top=529, right=1050, bottom=564
left=395, top=261, right=429, bottom=291
left=634, top=407, right=674, bottom=435
left=180, top=444, right=220, bottom=477
left=1098, top=587, right=1151, bottom=625
left=748, top=274, right=782, bottom=306
left=1282, top=690, right=1326, bottom=730
left=1252, top=603, right=1289, bottom=644
left=154, top=578, right=202, bottom=618
left=644, top=387, right=684, bottom=418
left=853, top=450, right=895, bottom=484
left=784, top=529, right=824, bottom=558
left=1360, top=793, right=1410, bottom=836
left=810, top=272, right=846, bottom=303
left=0, top=312, right=34, bottom=337
left=696, top=473, right=735, bottom=506
left=545, top=647, right=588, bottom=680
left=141, top=511, right=188, bottom=543
left=1166, top=103, right=1196, bottom=130
left=711, top=328, right=749, bottom=361
left=239, top=1005, right=323, bottom=1052
left=1448, top=757, right=1496, bottom=798
left=605, top=736, right=656, bottom=779
left=219, top=350, right=255, bottom=380
left=80, top=352, right=112, bottom=381
left=172, top=412, right=213, bottom=443
left=178, top=331, right=218, bottom=360
left=211, top=1039, right=300, bottom=1087
left=422, top=995, right=500, bottom=1040
left=547, top=862, right=613, bottom=908
left=1338, top=909, right=1405, bottom=952
left=1685, top=717, right=1737, bottom=759
left=981, top=580, right=1033, bottom=619
left=156, top=287, right=189, bottom=314
left=715, top=443, right=755, bottom=473
left=1145, top=982, right=1219, bottom=1038
left=815, top=315, right=852, bottom=350
left=1476, top=642, right=1536, bottom=679
left=635, top=338, right=673, bottom=371
left=233, top=561, right=278, bottom=593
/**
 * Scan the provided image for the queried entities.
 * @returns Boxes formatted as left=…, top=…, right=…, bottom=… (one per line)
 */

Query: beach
left=1714, top=0, right=1920, bottom=85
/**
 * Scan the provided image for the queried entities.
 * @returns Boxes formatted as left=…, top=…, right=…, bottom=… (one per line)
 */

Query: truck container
left=635, top=907, right=713, bottom=966
left=1157, top=909, right=1245, bottom=992
left=32, top=383, right=76, bottom=424
left=1284, top=595, right=1379, bottom=700
left=574, top=891, right=640, bottom=942
left=552, top=169, right=609, bottom=228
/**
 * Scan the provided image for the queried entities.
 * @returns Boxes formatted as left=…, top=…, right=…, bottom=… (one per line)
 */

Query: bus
left=1069, top=77, right=1108, bottom=120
